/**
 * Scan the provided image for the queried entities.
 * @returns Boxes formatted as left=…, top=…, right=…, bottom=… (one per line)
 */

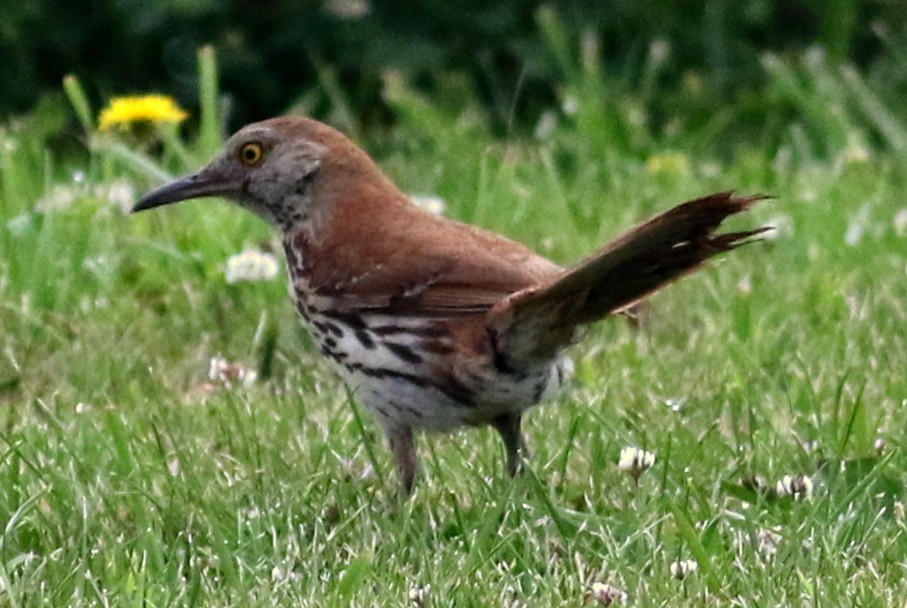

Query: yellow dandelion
left=98, top=95, right=188, bottom=131
left=645, top=151, right=690, bottom=176
left=646, top=152, right=690, bottom=175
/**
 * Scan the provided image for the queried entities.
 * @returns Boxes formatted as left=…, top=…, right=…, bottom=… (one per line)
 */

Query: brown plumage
left=134, top=116, right=767, bottom=494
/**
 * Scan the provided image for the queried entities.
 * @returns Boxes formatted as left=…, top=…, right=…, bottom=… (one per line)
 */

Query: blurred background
left=4, top=0, right=907, bottom=157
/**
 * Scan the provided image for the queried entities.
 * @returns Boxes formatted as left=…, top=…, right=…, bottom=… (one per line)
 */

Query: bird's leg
left=387, top=426, right=418, bottom=495
left=491, top=412, right=529, bottom=477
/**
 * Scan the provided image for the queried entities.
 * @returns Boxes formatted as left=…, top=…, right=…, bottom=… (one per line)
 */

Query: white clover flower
left=225, top=250, right=280, bottom=283
left=408, top=585, right=430, bottom=606
left=270, top=565, right=302, bottom=583
left=410, top=195, right=446, bottom=216
left=1, top=134, right=19, bottom=153
left=800, top=438, right=821, bottom=453
left=589, top=582, right=628, bottom=606
left=756, top=528, right=782, bottom=556
left=35, top=184, right=80, bottom=213
left=242, top=506, right=261, bottom=520
left=664, top=398, right=686, bottom=412
left=99, top=179, right=136, bottom=213
left=561, top=94, right=580, bottom=116
left=669, top=559, right=698, bottom=580
left=839, top=136, right=870, bottom=165
left=618, top=446, right=656, bottom=479
left=208, top=356, right=258, bottom=388
left=534, top=110, right=558, bottom=140
left=737, top=275, right=752, bottom=295
left=775, top=474, right=813, bottom=500
left=844, top=205, right=871, bottom=247
left=167, top=458, right=181, bottom=477
left=649, top=39, right=671, bottom=63
left=893, top=208, right=907, bottom=237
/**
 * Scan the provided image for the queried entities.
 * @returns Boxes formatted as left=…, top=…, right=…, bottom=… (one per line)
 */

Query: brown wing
left=296, top=190, right=563, bottom=317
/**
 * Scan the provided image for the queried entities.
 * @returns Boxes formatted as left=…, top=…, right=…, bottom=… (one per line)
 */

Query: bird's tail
left=487, top=192, right=769, bottom=364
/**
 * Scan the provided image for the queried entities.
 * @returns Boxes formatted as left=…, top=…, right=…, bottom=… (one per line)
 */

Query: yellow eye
left=238, top=141, right=265, bottom=166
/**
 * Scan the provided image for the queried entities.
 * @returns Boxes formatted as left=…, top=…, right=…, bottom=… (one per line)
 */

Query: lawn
left=1, top=67, right=906, bottom=606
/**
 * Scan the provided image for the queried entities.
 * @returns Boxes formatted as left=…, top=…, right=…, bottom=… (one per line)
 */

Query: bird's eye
left=238, top=142, right=265, bottom=166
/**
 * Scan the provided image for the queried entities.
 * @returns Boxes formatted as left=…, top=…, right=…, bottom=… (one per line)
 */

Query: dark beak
left=132, top=172, right=240, bottom=213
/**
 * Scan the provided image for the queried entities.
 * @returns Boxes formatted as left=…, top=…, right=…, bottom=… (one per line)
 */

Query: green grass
left=2, top=76, right=907, bottom=605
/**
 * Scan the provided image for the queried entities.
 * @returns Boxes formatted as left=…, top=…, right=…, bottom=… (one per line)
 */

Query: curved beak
left=132, top=171, right=241, bottom=213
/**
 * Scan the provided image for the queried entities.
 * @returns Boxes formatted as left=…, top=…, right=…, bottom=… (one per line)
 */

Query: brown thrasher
left=134, top=116, right=766, bottom=494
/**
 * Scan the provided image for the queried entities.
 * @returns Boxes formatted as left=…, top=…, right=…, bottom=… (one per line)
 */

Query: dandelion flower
left=669, top=559, right=698, bottom=580
left=618, top=446, right=656, bottom=479
left=225, top=250, right=280, bottom=283
left=645, top=152, right=690, bottom=176
left=98, top=95, right=188, bottom=131
left=589, top=582, right=628, bottom=606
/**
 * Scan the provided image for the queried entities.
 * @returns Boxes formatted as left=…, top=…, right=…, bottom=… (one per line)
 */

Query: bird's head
left=133, top=116, right=389, bottom=230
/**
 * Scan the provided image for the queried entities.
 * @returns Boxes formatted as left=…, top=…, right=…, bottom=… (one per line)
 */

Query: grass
left=2, top=63, right=907, bottom=606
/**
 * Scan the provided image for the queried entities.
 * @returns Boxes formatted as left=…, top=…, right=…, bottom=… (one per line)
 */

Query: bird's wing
left=295, top=204, right=563, bottom=317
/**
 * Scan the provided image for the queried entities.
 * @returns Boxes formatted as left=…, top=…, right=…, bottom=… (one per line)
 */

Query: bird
left=134, top=116, right=767, bottom=495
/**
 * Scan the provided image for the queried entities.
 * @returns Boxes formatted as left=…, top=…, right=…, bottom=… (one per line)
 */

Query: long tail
left=487, top=192, right=769, bottom=363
